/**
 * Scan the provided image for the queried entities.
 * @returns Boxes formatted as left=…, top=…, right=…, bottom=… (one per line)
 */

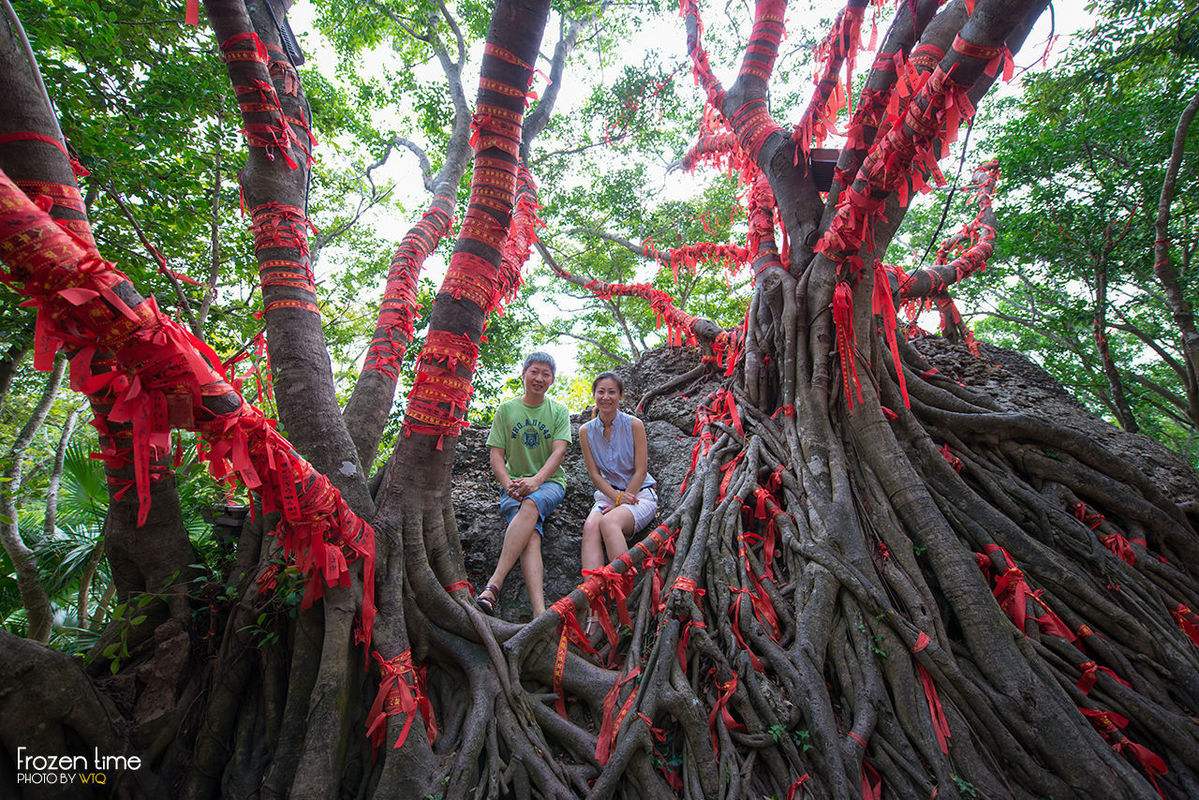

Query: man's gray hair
left=522, top=351, right=556, bottom=376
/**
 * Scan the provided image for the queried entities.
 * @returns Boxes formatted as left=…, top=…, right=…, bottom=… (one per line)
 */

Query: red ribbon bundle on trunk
left=0, top=169, right=378, bottom=659
left=366, top=650, right=438, bottom=754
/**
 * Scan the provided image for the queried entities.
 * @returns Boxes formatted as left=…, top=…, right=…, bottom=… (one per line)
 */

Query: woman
left=579, top=372, right=657, bottom=576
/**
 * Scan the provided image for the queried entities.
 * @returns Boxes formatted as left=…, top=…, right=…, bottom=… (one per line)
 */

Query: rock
left=454, top=339, right=1199, bottom=620
left=913, top=336, right=1199, bottom=509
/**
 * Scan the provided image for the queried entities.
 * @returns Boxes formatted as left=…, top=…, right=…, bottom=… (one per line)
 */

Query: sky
left=289, top=0, right=1097, bottom=380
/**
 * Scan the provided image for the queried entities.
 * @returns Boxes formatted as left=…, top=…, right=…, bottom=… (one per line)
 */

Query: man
left=476, top=352, right=571, bottom=618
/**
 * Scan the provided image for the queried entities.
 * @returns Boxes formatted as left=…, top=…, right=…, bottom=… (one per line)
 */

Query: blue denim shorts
left=498, top=481, right=565, bottom=535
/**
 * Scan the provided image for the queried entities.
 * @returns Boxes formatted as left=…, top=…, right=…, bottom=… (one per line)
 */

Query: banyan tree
left=1, top=0, right=1198, bottom=798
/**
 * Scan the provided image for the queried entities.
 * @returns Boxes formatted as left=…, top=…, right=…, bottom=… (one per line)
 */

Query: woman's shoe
left=477, top=584, right=500, bottom=615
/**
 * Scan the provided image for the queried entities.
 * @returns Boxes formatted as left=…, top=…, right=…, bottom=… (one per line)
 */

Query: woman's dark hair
left=591, top=372, right=624, bottom=394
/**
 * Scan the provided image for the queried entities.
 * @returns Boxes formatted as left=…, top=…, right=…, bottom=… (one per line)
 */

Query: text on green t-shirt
left=486, top=397, right=572, bottom=488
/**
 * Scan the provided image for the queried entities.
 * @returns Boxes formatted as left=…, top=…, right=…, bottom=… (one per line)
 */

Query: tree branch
left=105, top=184, right=201, bottom=336
left=395, top=135, right=435, bottom=192
left=436, top=0, right=466, bottom=67
left=196, top=129, right=223, bottom=336
left=521, top=14, right=587, bottom=159
left=542, top=329, right=629, bottom=366
left=0, top=356, right=65, bottom=643
left=1153, top=88, right=1199, bottom=405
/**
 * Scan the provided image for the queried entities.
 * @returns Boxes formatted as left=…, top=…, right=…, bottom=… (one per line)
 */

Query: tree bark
left=1153, top=89, right=1199, bottom=427
left=0, top=356, right=65, bottom=643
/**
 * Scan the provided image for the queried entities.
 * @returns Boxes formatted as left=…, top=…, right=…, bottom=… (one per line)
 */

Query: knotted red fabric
left=366, top=650, right=438, bottom=755
left=1076, top=660, right=1131, bottom=695
left=403, top=330, right=479, bottom=449
left=978, top=544, right=1076, bottom=645
left=1173, top=603, right=1199, bottom=647
left=581, top=563, right=636, bottom=655
left=363, top=198, right=453, bottom=379
left=595, top=667, right=641, bottom=765
left=707, top=669, right=744, bottom=753
left=872, top=260, right=909, bottom=407
left=1080, top=707, right=1167, bottom=797
left=832, top=281, right=864, bottom=408
left=0, top=169, right=378, bottom=658
left=911, top=632, right=951, bottom=753
left=549, top=595, right=598, bottom=717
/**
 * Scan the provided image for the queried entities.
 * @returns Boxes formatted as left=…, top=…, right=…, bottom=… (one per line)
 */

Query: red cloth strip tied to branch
left=0, top=131, right=90, bottom=179
left=221, top=33, right=302, bottom=169
left=580, top=563, right=636, bottom=656
left=1173, top=603, right=1199, bottom=647
left=728, top=586, right=765, bottom=672
left=832, top=280, right=864, bottom=409
left=1073, top=501, right=1145, bottom=567
left=817, top=56, right=972, bottom=270
left=251, top=202, right=319, bottom=315
left=362, top=199, right=453, bottom=379
left=730, top=98, right=783, bottom=164
left=707, top=669, right=745, bottom=754
left=549, top=595, right=599, bottom=718
left=871, top=259, right=909, bottom=407
left=493, top=165, right=542, bottom=311
left=667, top=242, right=750, bottom=281
left=977, top=544, right=1075, bottom=644
left=678, top=0, right=728, bottom=111
left=673, top=575, right=707, bottom=669
left=1076, top=660, right=1131, bottom=696
left=1079, top=708, right=1168, bottom=798
left=366, top=649, right=438, bottom=755
left=580, top=277, right=700, bottom=347
left=792, top=0, right=872, bottom=164
left=911, top=631, right=951, bottom=754
left=595, top=667, right=641, bottom=765
left=0, top=168, right=377, bottom=655
left=633, top=526, right=677, bottom=613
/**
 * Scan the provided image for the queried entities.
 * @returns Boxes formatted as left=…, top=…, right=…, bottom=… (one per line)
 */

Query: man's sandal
left=477, top=584, right=500, bottom=615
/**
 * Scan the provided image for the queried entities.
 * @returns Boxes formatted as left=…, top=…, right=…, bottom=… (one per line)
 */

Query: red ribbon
left=917, top=663, right=951, bottom=754
left=365, top=650, right=437, bottom=755
left=728, top=587, right=765, bottom=672
left=1080, top=707, right=1167, bottom=797
left=832, top=281, right=863, bottom=409
left=707, top=670, right=744, bottom=753
left=581, top=564, right=635, bottom=655
left=980, top=545, right=1076, bottom=644
left=786, top=773, right=810, bottom=800
left=549, top=596, right=598, bottom=717
left=1076, top=660, right=1130, bottom=695
left=595, top=667, right=640, bottom=764
left=862, top=761, right=884, bottom=800
left=1173, top=603, right=1199, bottom=647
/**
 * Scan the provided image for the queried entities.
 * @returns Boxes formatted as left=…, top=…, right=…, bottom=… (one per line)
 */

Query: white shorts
left=593, top=487, right=658, bottom=532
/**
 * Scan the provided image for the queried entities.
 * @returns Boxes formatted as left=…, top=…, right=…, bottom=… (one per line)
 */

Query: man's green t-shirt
left=487, top=397, right=572, bottom=488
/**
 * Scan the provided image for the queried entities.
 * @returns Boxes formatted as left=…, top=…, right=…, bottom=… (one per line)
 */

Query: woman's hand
left=602, top=491, right=637, bottom=513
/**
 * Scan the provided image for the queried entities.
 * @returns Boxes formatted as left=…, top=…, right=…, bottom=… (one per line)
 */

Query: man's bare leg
left=520, top=532, right=546, bottom=617
left=486, top=499, right=539, bottom=596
